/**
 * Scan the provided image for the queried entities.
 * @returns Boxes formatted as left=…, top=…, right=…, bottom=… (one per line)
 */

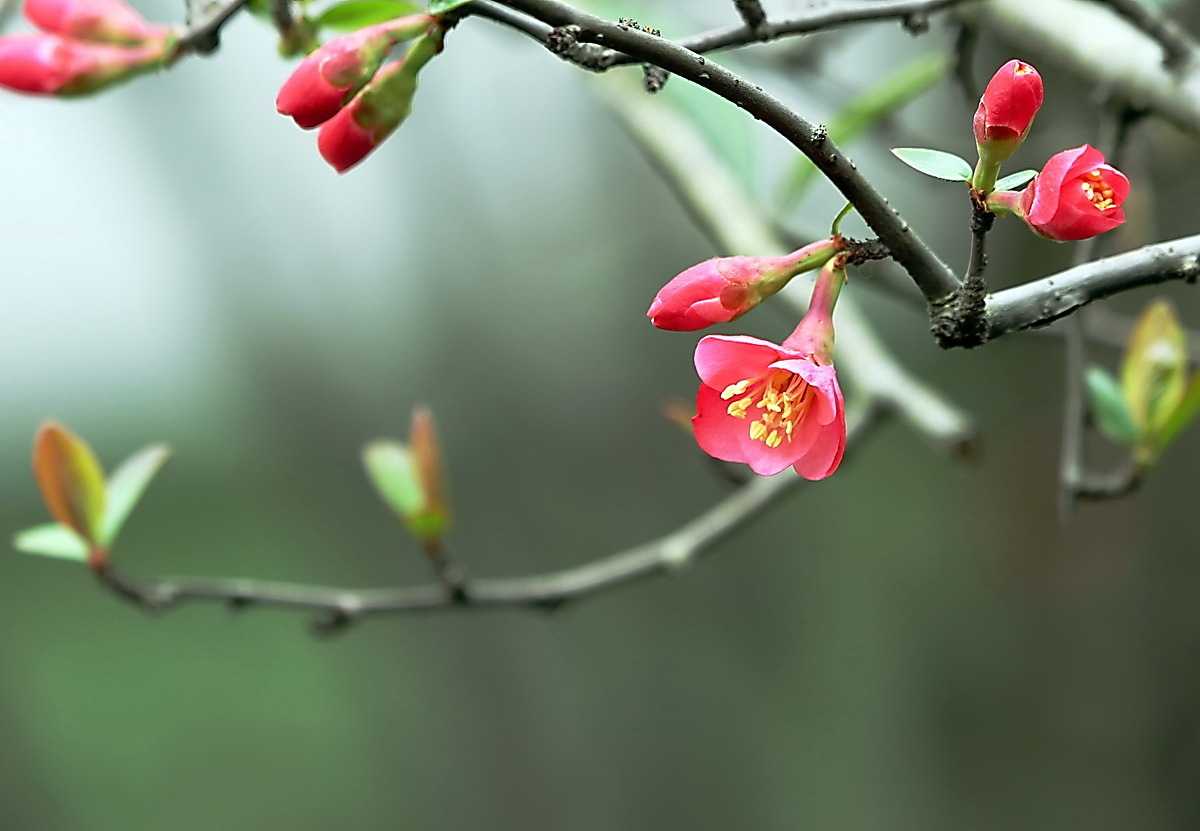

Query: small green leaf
left=1086, top=366, right=1138, bottom=444
left=427, top=0, right=471, bottom=12
left=100, top=444, right=170, bottom=547
left=891, top=147, right=973, bottom=182
left=13, top=524, right=89, bottom=563
left=1150, top=374, right=1200, bottom=457
left=317, top=0, right=422, bottom=31
left=32, top=422, right=107, bottom=548
left=363, top=441, right=425, bottom=519
left=994, top=169, right=1037, bottom=191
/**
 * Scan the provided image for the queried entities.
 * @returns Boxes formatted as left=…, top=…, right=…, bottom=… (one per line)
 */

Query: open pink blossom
left=692, top=334, right=846, bottom=479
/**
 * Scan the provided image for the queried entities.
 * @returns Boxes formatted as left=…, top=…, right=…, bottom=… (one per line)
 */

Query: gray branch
left=482, top=0, right=960, bottom=304
left=95, top=406, right=882, bottom=630
left=985, top=234, right=1200, bottom=341
left=1090, top=0, right=1195, bottom=70
left=732, top=0, right=766, bottom=30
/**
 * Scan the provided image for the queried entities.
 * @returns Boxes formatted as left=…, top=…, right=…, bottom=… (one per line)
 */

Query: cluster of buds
left=649, top=238, right=850, bottom=480
left=276, top=15, right=442, bottom=173
left=972, top=59, right=1131, bottom=241
left=0, top=0, right=170, bottom=96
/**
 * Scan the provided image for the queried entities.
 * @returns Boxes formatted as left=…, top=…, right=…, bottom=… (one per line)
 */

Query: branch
left=172, top=0, right=250, bottom=57
left=607, top=0, right=979, bottom=68
left=486, top=0, right=960, bottom=305
left=732, top=0, right=766, bottom=30
left=93, top=405, right=882, bottom=629
left=1090, top=0, right=1195, bottom=70
left=984, top=234, right=1200, bottom=341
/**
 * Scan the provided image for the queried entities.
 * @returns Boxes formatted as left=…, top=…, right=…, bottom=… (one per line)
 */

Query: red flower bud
left=1016, top=144, right=1130, bottom=241
left=276, top=15, right=431, bottom=130
left=973, top=59, right=1043, bottom=149
left=0, top=32, right=164, bottom=95
left=24, top=0, right=167, bottom=45
left=316, top=26, right=442, bottom=173
left=647, top=239, right=840, bottom=331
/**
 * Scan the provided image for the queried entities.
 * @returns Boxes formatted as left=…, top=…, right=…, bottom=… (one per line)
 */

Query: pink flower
left=973, top=59, right=1043, bottom=148
left=276, top=15, right=430, bottom=130
left=647, top=239, right=840, bottom=331
left=24, top=0, right=167, bottom=45
left=0, top=32, right=163, bottom=95
left=692, top=334, right=846, bottom=479
left=1006, top=144, right=1131, bottom=241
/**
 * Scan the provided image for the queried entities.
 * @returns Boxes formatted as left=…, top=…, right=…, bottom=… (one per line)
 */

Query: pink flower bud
left=0, top=32, right=164, bottom=95
left=24, top=0, right=167, bottom=45
left=276, top=15, right=431, bottom=130
left=647, top=239, right=840, bottom=331
left=691, top=335, right=846, bottom=479
left=973, top=58, right=1043, bottom=153
left=316, top=26, right=442, bottom=173
left=989, top=145, right=1130, bottom=241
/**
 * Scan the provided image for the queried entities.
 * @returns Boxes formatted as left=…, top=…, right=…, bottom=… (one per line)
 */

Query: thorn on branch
left=642, top=64, right=669, bottom=93
left=902, top=12, right=930, bottom=35
left=310, top=608, right=356, bottom=637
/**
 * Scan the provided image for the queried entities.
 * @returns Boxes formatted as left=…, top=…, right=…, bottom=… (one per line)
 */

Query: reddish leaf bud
left=646, top=239, right=841, bottom=331
left=989, top=145, right=1130, bottom=241
left=0, top=33, right=164, bottom=95
left=275, top=15, right=431, bottom=130
left=24, top=0, right=167, bottom=45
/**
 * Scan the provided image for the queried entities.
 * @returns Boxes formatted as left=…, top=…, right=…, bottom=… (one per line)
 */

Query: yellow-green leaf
left=100, top=444, right=170, bottom=547
left=1122, top=300, right=1187, bottom=436
left=13, top=523, right=89, bottom=563
left=32, top=422, right=107, bottom=548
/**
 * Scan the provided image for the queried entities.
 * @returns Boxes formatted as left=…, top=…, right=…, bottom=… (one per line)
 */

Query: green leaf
left=891, top=147, right=973, bottom=182
left=1150, top=374, right=1200, bottom=457
left=427, top=0, right=472, bottom=12
left=363, top=441, right=425, bottom=519
left=317, top=0, right=422, bottom=31
left=1086, top=366, right=1138, bottom=444
left=100, top=444, right=170, bottom=547
left=32, top=422, right=107, bottom=548
left=779, top=53, right=948, bottom=207
left=13, top=524, right=89, bottom=563
left=994, top=169, right=1037, bottom=191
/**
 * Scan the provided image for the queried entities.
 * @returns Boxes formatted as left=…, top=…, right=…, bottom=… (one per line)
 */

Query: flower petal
left=769, top=358, right=841, bottom=425
left=692, top=384, right=749, bottom=464
left=693, top=335, right=781, bottom=390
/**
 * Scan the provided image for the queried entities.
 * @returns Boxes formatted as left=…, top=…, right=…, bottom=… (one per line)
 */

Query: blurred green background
left=2, top=0, right=1199, bottom=828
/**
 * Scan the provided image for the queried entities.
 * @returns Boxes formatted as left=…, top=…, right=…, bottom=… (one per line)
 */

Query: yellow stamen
left=720, top=378, right=752, bottom=400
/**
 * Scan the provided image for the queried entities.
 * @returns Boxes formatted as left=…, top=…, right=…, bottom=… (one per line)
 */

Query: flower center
left=721, top=369, right=814, bottom=448
left=1013, top=62, right=1034, bottom=76
left=1080, top=169, right=1118, bottom=212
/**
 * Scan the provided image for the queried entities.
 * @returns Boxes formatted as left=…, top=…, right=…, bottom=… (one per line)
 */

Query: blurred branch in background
left=959, top=0, right=1200, bottom=133
left=92, top=402, right=882, bottom=632
left=1090, top=0, right=1196, bottom=69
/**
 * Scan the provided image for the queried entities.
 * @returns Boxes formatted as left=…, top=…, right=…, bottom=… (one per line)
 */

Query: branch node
left=642, top=63, right=670, bottom=93
left=546, top=24, right=582, bottom=54
left=902, top=12, right=930, bottom=35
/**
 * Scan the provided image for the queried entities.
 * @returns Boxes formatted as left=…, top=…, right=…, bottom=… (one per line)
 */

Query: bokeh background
left=2, top=0, right=1199, bottom=827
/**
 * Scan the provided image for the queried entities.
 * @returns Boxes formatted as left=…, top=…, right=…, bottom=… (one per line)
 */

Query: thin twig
left=171, top=0, right=251, bottom=58
left=91, top=405, right=882, bottom=627
left=483, top=0, right=960, bottom=305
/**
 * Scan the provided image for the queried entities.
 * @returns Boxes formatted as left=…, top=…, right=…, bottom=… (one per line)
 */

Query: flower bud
left=276, top=15, right=432, bottom=130
left=646, top=238, right=841, bottom=331
left=24, top=0, right=167, bottom=45
left=316, top=25, right=442, bottom=173
left=0, top=32, right=165, bottom=95
left=972, top=59, right=1043, bottom=191
left=988, top=144, right=1129, bottom=241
